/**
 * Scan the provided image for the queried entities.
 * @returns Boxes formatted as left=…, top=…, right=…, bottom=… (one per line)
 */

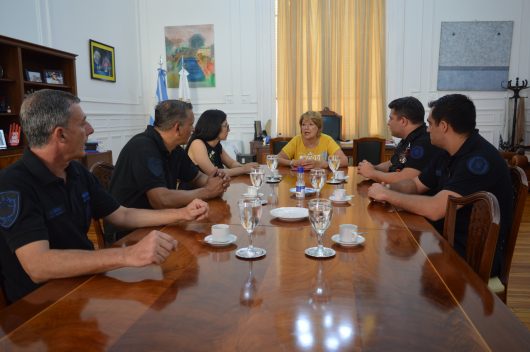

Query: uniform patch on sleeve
left=0, top=191, right=21, bottom=229
left=466, top=156, right=490, bottom=175
left=410, top=146, right=425, bottom=159
left=148, top=157, right=163, bottom=177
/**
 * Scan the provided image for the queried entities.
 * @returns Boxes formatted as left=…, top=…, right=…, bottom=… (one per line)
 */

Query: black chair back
left=353, top=137, right=385, bottom=166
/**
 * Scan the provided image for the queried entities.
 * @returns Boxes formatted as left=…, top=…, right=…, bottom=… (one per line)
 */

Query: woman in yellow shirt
left=277, top=111, right=348, bottom=170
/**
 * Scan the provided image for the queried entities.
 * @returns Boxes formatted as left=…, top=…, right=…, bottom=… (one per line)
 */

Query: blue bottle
left=296, top=166, right=305, bottom=199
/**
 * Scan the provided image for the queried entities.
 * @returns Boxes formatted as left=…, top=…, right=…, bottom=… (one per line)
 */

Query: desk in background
left=1, top=168, right=529, bottom=350
left=80, top=150, right=112, bottom=169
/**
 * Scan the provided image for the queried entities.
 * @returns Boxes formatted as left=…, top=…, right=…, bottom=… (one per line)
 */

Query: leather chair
left=488, top=166, right=528, bottom=302
left=352, top=137, right=385, bottom=166
left=442, top=191, right=501, bottom=283
left=269, top=137, right=292, bottom=155
left=89, top=161, right=115, bottom=248
left=319, top=107, right=342, bottom=142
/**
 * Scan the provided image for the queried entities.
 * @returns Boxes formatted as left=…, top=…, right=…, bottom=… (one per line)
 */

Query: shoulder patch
left=410, top=146, right=425, bottom=159
left=0, top=191, right=21, bottom=229
left=147, top=157, right=163, bottom=177
left=466, top=156, right=490, bottom=175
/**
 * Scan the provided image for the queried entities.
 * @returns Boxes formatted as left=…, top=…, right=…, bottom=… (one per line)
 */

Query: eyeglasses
left=222, top=123, right=230, bottom=129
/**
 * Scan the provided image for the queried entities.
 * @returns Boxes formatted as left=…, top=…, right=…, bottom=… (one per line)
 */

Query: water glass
left=305, top=198, right=335, bottom=258
left=310, top=169, right=326, bottom=197
left=237, top=198, right=266, bottom=259
left=328, top=155, right=340, bottom=181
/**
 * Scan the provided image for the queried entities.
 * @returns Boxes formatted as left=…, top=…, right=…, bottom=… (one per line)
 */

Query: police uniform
left=110, top=125, right=199, bottom=210
left=419, top=130, right=513, bottom=276
left=389, top=124, right=442, bottom=172
left=0, top=149, right=120, bottom=303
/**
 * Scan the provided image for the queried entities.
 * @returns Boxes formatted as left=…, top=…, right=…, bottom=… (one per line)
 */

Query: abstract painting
left=165, top=24, right=215, bottom=88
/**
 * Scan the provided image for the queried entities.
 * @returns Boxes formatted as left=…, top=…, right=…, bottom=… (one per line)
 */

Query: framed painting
left=89, top=39, right=116, bottom=82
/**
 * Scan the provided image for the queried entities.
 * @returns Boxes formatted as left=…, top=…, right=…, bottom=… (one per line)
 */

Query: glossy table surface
left=1, top=167, right=529, bottom=351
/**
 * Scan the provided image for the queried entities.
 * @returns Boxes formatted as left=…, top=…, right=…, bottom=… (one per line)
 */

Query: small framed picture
left=25, top=69, right=43, bottom=83
left=89, top=39, right=116, bottom=82
left=0, top=130, right=6, bottom=150
left=43, top=70, right=64, bottom=85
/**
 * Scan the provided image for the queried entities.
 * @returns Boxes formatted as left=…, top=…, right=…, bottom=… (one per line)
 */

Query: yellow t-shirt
left=282, top=134, right=340, bottom=161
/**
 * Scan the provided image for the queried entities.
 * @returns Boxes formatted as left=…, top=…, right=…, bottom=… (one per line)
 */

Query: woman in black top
left=186, top=109, right=258, bottom=176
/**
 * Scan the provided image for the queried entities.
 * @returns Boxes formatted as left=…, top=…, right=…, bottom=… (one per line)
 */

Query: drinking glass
left=237, top=198, right=266, bottom=259
left=249, top=167, right=265, bottom=196
left=310, top=168, right=326, bottom=198
left=327, top=155, right=340, bottom=181
left=266, top=154, right=279, bottom=178
left=305, top=198, right=335, bottom=258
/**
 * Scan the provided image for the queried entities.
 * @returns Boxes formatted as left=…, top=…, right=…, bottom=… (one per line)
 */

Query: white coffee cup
left=211, top=224, right=230, bottom=242
left=339, top=224, right=358, bottom=243
left=333, top=188, right=346, bottom=200
left=335, top=170, right=345, bottom=180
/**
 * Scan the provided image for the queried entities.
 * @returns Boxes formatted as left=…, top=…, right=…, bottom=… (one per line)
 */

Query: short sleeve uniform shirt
left=110, top=125, right=199, bottom=210
left=418, top=130, right=513, bottom=276
left=389, top=124, right=442, bottom=172
left=0, top=149, right=120, bottom=303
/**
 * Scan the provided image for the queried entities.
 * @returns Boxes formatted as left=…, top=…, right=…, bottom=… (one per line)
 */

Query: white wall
left=0, top=0, right=146, bottom=159
left=386, top=0, right=530, bottom=147
left=138, top=0, right=275, bottom=153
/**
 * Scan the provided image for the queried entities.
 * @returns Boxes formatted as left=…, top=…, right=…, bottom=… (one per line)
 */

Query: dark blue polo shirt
left=0, top=149, right=120, bottom=303
left=419, top=130, right=513, bottom=276
left=389, top=124, right=442, bottom=172
left=109, top=125, right=199, bottom=210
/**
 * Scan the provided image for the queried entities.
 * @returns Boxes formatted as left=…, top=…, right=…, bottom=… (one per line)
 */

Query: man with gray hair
left=109, top=99, right=228, bottom=241
left=0, top=89, right=209, bottom=304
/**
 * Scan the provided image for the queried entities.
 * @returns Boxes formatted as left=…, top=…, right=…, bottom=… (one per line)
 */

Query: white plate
left=329, top=195, right=353, bottom=204
left=289, top=187, right=317, bottom=195
left=204, top=234, right=237, bottom=247
left=326, top=179, right=342, bottom=184
left=270, top=207, right=309, bottom=221
left=331, top=234, right=365, bottom=247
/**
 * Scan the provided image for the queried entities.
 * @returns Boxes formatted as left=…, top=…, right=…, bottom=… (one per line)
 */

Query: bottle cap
left=297, top=166, right=304, bottom=173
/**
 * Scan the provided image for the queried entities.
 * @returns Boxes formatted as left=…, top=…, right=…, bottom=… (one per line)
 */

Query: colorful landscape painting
left=165, top=24, right=215, bottom=88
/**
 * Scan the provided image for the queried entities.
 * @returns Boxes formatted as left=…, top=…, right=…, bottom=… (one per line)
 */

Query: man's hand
left=124, top=230, right=177, bottom=266
left=215, top=169, right=231, bottom=191
left=357, top=160, right=375, bottom=178
left=182, top=198, right=209, bottom=221
left=367, top=183, right=390, bottom=202
left=204, top=174, right=226, bottom=198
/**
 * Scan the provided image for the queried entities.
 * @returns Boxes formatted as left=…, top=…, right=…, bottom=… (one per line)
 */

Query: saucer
left=329, top=195, right=353, bottom=204
left=326, top=179, right=342, bottom=184
left=204, top=234, right=237, bottom=247
left=243, top=192, right=265, bottom=198
left=331, top=234, right=365, bottom=247
left=289, top=187, right=317, bottom=195
left=266, top=176, right=282, bottom=183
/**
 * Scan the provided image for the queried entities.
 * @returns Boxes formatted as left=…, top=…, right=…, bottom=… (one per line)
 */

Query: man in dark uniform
left=109, top=100, right=229, bottom=241
left=0, top=90, right=209, bottom=304
left=368, top=94, right=512, bottom=277
left=358, top=96, right=442, bottom=183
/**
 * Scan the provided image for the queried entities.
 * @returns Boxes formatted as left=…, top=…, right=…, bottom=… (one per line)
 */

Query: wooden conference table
left=1, top=167, right=529, bottom=351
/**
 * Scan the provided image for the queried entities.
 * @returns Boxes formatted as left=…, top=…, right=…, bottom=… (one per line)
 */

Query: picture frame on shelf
left=43, top=70, right=64, bottom=85
left=25, top=69, right=42, bottom=83
left=89, top=39, right=116, bottom=82
left=0, top=130, right=6, bottom=150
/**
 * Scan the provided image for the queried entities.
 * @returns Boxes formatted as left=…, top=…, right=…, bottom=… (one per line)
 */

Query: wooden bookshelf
left=0, top=34, right=77, bottom=169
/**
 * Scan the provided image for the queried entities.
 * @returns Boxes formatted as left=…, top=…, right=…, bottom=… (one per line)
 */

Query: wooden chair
left=352, top=137, right=385, bottom=166
left=488, top=166, right=528, bottom=302
left=442, top=191, right=501, bottom=283
left=269, top=137, right=292, bottom=155
left=319, top=107, right=342, bottom=142
left=89, top=161, right=115, bottom=248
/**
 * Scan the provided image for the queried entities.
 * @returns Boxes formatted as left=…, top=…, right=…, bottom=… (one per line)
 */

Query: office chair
left=270, top=137, right=292, bottom=155
left=89, top=161, right=115, bottom=248
left=320, top=107, right=342, bottom=142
